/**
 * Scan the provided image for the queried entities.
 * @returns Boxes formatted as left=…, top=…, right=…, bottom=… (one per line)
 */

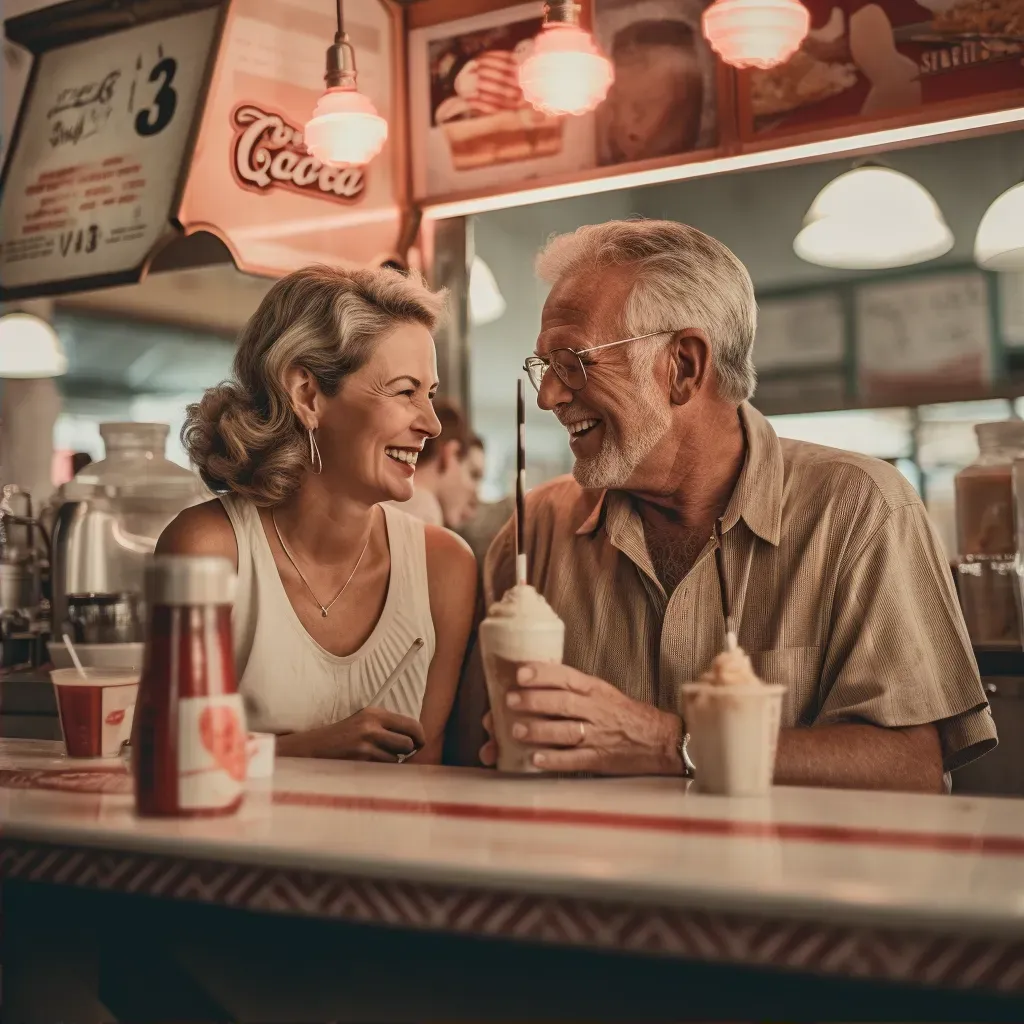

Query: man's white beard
left=572, top=389, right=670, bottom=490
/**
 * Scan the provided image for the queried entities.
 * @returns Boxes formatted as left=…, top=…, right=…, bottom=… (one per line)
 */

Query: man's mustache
left=555, top=402, right=601, bottom=427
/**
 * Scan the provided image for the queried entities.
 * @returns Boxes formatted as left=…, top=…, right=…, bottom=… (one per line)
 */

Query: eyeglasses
left=523, top=331, right=672, bottom=394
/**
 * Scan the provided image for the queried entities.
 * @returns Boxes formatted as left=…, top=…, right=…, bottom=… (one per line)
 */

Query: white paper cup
left=50, top=667, right=139, bottom=759
left=246, top=732, right=276, bottom=780
left=680, top=683, right=785, bottom=797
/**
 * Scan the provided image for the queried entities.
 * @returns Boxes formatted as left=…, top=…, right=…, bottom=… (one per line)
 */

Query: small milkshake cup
left=681, top=648, right=784, bottom=797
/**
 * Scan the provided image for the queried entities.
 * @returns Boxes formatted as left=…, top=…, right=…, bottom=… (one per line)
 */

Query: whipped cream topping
left=487, top=583, right=560, bottom=622
left=699, top=647, right=762, bottom=687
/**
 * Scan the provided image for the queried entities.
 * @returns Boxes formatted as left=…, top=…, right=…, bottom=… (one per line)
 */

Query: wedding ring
left=576, top=720, right=586, bottom=745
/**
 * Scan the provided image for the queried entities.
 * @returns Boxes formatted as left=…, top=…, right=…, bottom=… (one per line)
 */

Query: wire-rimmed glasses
left=523, top=330, right=673, bottom=393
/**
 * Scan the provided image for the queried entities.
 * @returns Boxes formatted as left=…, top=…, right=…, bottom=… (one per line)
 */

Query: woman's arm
left=410, top=526, right=478, bottom=764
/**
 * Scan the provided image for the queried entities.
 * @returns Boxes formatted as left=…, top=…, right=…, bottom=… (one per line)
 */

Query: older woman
left=158, top=265, right=477, bottom=764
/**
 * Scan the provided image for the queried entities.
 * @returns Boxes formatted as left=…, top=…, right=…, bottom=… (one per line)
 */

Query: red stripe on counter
left=273, top=790, right=1024, bottom=857
left=4, top=769, right=1024, bottom=857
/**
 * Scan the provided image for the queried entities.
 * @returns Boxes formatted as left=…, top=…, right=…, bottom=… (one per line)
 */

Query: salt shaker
left=133, top=555, right=245, bottom=817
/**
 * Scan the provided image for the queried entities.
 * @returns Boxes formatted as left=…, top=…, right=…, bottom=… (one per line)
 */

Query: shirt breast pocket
left=749, top=646, right=821, bottom=728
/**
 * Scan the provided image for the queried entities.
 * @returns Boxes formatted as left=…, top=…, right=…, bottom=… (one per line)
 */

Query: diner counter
left=3, top=738, right=1024, bottom=1007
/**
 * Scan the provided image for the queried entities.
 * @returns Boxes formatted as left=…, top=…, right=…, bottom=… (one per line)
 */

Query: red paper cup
left=51, top=668, right=139, bottom=759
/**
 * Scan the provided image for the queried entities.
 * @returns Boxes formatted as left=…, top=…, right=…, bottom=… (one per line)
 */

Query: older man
left=456, top=220, right=995, bottom=792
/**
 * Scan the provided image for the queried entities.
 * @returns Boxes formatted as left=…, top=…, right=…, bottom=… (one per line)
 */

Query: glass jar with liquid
left=955, top=421, right=1024, bottom=650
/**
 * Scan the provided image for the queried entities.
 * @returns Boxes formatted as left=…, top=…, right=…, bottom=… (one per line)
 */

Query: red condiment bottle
left=133, top=555, right=246, bottom=818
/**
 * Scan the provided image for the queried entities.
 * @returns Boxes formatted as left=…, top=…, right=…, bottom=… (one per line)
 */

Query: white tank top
left=219, top=495, right=436, bottom=734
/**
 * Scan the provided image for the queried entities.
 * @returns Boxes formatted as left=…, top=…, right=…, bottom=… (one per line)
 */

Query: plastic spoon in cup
left=62, top=632, right=88, bottom=679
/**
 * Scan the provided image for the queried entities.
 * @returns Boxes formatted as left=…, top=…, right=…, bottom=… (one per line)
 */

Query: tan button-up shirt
left=484, top=403, right=996, bottom=772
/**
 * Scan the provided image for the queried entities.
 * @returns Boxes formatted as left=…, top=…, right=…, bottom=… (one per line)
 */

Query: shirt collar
left=722, top=403, right=783, bottom=546
left=575, top=490, right=608, bottom=536
left=574, top=402, right=783, bottom=546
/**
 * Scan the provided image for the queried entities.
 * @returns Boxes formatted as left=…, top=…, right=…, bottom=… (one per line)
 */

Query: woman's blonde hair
left=183, top=264, right=447, bottom=506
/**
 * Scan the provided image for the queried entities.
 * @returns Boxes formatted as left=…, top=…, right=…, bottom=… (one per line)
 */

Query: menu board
left=739, top=0, right=1024, bottom=140
left=408, top=0, right=722, bottom=200
left=0, top=7, right=220, bottom=298
left=999, top=271, right=1024, bottom=349
left=754, top=292, right=846, bottom=371
left=856, top=270, right=994, bottom=403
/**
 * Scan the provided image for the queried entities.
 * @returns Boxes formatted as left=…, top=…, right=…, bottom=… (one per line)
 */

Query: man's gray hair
left=535, top=220, right=757, bottom=403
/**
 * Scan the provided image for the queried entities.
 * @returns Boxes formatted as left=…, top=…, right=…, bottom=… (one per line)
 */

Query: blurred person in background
left=459, top=493, right=515, bottom=567
left=395, top=398, right=484, bottom=530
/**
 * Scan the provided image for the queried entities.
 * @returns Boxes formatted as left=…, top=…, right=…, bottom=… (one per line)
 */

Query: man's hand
left=480, top=663, right=684, bottom=775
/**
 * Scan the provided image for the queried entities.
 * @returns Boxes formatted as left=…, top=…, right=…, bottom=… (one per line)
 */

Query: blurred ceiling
left=58, top=264, right=275, bottom=338
left=54, top=302, right=237, bottom=401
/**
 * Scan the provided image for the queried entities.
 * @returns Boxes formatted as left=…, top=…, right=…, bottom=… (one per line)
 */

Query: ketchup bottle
left=133, top=555, right=246, bottom=818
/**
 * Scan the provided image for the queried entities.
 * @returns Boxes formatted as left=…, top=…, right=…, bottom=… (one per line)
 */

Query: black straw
left=515, top=379, right=527, bottom=586
left=713, top=519, right=736, bottom=649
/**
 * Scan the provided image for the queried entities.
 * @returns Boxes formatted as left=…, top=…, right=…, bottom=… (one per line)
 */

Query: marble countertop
left=3, top=739, right=1024, bottom=938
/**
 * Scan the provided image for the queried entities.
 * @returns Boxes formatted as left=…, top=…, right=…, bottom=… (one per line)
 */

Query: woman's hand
left=277, top=708, right=426, bottom=762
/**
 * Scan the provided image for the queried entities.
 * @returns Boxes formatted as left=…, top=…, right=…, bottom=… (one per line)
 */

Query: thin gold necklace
left=271, top=510, right=372, bottom=618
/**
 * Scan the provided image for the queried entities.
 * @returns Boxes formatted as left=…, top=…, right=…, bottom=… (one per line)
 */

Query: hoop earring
left=308, top=428, right=323, bottom=475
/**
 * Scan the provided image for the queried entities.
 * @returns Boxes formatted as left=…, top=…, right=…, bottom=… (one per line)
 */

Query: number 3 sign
left=135, top=54, right=179, bottom=137
left=0, top=6, right=220, bottom=296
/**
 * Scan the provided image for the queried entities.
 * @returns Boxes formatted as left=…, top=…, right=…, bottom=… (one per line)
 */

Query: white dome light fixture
left=975, top=180, right=1024, bottom=271
left=304, top=0, right=387, bottom=167
left=0, top=313, right=68, bottom=378
left=519, top=1, right=614, bottom=117
left=794, top=164, right=953, bottom=270
left=469, top=256, right=506, bottom=326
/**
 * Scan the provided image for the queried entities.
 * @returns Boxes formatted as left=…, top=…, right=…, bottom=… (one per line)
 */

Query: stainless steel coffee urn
left=51, top=423, right=205, bottom=652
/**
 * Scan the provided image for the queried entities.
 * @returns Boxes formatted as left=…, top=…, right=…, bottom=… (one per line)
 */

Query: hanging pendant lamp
left=304, top=0, right=388, bottom=166
left=0, top=313, right=68, bottom=378
left=702, top=0, right=810, bottom=70
left=794, top=164, right=953, bottom=270
left=975, top=178, right=1024, bottom=271
left=519, top=1, right=614, bottom=117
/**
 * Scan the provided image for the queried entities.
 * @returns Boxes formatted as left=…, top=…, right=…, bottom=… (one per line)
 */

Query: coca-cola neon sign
left=230, top=104, right=366, bottom=204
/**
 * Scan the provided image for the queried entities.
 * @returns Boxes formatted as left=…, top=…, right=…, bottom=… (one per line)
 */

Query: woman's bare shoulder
left=156, top=498, right=238, bottom=567
left=424, top=524, right=475, bottom=571
left=423, top=525, right=477, bottom=607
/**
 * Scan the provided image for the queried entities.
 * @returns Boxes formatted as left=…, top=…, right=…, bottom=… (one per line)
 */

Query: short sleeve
left=817, top=502, right=997, bottom=772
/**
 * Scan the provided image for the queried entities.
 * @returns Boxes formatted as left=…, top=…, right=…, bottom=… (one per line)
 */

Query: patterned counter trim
left=3, top=837, right=1024, bottom=993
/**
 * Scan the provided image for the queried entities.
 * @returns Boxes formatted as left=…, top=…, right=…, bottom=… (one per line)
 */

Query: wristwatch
left=677, top=727, right=695, bottom=779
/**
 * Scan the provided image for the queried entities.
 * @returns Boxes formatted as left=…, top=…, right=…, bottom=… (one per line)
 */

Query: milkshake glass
left=479, top=584, right=564, bottom=773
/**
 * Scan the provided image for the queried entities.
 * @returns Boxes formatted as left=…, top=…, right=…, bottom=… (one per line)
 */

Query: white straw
left=62, top=632, right=87, bottom=679
left=367, top=637, right=424, bottom=709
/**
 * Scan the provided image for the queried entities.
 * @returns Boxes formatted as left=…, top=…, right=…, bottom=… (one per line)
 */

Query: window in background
left=767, top=408, right=914, bottom=461
left=51, top=312, right=235, bottom=479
